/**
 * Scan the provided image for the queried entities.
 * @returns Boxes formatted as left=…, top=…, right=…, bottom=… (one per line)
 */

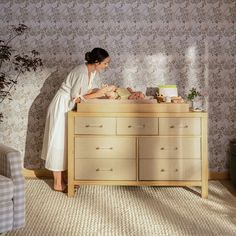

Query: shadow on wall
left=24, top=70, right=66, bottom=170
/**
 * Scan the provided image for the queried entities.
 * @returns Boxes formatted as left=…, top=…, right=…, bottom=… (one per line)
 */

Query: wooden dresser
left=68, top=104, right=208, bottom=198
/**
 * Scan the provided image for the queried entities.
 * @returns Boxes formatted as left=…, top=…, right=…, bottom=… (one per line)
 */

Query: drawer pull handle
left=85, top=124, right=103, bottom=128
left=160, top=147, right=178, bottom=150
left=175, top=169, right=179, bottom=172
left=128, top=125, right=145, bottom=128
left=96, top=168, right=113, bottom=172
left=169, top=125, right=189, bottom=129
left=160, top=169, right=165, bottom=172
left=96, top=147, right=113, bottom=150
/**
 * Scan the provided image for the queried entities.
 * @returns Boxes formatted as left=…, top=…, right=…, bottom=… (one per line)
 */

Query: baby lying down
left=86, top=85, right=145, bottom=100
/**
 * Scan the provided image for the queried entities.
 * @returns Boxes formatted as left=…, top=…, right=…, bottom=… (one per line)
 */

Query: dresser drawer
left=159, top=118, right=201, bottom=135
left=117, top=118, right=158, bottom=135
left=139, top=137, right=201, bottom=159
left=139, top=159, right=201, bottom=180
left=74, top=117, right=116, bottom=135
left=75, top=159, right=136, bottom=180
left=75, top=137, right=136, bottom=159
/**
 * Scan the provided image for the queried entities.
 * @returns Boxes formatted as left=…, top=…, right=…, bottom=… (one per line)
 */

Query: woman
left=41, top=48, right=111, bottom=192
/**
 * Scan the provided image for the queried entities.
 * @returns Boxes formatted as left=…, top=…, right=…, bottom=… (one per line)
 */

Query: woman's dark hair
left=85, top=48, right=109, bottom=64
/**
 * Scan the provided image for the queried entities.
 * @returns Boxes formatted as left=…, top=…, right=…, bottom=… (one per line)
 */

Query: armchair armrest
left=0, top=144, right=25, bottom=230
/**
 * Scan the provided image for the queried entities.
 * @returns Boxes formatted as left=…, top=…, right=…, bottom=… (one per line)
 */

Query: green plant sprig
left=187, top=88, right=201, bottom=101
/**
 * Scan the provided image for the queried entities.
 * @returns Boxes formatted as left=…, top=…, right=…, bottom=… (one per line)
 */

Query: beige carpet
left=4, top=180, right=236, bottom=236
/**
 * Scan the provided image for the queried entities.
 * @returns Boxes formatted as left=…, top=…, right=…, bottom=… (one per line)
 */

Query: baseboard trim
left=23, top=168, right=53, bottom=178
left=23, top=168, right=230, bottom=180
left=209, top=171, right=230, bottom=180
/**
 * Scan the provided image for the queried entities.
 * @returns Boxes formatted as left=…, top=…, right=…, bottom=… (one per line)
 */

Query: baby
left=86, top=85, right=145, bottom=100
left=86, top=85, right=118, bottom=99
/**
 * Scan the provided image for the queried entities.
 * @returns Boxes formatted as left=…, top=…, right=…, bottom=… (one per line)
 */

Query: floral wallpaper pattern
left=0, top=0, right=235, bottom=172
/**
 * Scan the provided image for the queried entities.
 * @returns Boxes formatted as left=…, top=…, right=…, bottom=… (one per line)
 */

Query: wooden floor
left=220, top=180, right=236, bottom=197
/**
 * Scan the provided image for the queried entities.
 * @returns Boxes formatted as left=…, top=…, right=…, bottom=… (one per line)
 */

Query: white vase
left=188, top=100, right=194, bottom=109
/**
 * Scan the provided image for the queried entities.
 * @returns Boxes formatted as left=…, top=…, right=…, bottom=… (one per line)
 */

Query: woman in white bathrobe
left=41, top=48, right=111, bottom=192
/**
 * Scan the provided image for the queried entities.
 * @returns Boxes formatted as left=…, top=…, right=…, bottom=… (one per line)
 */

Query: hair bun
left=85, top=48, right=109, bottom=64
left=85, top=51, right=91, bottom=62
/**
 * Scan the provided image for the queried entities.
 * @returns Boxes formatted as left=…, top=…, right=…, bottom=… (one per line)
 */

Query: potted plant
left=0, top=24, right=43, bottom=122
left=187, top=87, right=201, bottom=109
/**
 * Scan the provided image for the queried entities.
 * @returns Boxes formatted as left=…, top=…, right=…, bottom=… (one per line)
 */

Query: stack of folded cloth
left=171, top=96, right=185, bottom=103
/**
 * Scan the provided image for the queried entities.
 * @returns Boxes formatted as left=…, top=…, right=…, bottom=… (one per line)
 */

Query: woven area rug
left=4, top=179, right=236, bottom=236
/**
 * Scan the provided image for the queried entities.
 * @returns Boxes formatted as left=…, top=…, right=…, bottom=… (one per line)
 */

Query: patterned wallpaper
left=0, top=0, right=235, bottom=172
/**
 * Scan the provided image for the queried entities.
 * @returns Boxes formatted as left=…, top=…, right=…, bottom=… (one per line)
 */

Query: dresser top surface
left=70, top=104, right=207, bottom=118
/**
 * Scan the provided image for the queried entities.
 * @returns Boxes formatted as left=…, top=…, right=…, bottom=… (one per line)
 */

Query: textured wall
left=0, top=0, right=235, bottom=172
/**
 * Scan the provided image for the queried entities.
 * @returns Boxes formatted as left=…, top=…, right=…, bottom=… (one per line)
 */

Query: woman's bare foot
left=54, top=184, right=67, bottom=192
left=53, top=171, right=67, bottom=192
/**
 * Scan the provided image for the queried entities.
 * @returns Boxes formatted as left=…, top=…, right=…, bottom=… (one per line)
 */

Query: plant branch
left=0, top=23, right=42, bottom=122
left=5, top=34, right=20, bottom=46
left=0, top=68, right=22, bottom=103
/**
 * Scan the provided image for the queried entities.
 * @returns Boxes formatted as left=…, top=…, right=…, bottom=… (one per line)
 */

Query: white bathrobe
left=41, top=64, right=98, bottom=171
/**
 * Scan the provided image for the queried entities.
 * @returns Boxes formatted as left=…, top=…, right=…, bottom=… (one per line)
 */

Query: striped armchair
left=0, top=144, right=25, bottom=233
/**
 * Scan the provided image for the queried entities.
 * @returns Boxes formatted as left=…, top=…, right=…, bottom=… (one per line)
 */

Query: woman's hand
left=74, top=97, right=81, bottom=103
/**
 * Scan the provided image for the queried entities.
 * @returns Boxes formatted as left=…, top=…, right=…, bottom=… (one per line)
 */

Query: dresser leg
left=68, top=184, right=75, bottom=197
left=201, top=182, right=208, bottom=199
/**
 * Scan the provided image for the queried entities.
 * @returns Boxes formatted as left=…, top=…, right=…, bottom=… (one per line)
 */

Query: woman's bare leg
left=53, top=171, right=66, bottom=191
left=62, top=170, right=67, bottom=184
